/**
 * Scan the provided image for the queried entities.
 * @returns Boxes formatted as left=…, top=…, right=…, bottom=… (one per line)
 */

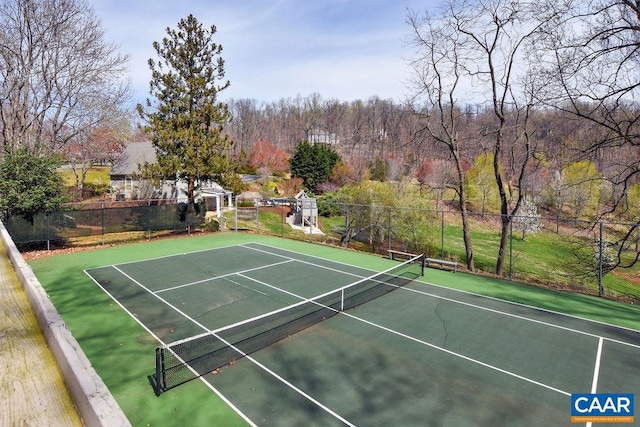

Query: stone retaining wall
left=0, top=220, right=130, bottom=427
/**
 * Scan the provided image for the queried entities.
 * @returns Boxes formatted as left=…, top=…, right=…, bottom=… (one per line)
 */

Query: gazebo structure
left=201, top=182, right=234, bottom=220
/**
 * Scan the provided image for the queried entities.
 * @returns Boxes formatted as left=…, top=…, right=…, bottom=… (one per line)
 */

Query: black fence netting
left=4, top=201, right=206, bottom=246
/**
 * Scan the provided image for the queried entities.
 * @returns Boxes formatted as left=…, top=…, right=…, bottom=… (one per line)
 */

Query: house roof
left=110, top=141, right=156, bottom=176
left=201, top=181, right=233, bottom=197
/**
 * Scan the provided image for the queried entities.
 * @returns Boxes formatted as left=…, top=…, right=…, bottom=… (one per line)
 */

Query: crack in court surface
left=434, top=298, right=450, bottom=348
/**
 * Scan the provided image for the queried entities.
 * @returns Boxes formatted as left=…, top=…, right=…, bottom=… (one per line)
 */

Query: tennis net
left=154, top=253, right=424, bottom=394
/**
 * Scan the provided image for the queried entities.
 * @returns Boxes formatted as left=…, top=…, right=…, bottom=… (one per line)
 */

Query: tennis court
left=85, top=241, right=640, bottom=426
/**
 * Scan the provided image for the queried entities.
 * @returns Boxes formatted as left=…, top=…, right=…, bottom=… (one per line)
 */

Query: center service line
left=586, top=337, right=604, bottom=427
left=591, top=337, right=604, bottom=394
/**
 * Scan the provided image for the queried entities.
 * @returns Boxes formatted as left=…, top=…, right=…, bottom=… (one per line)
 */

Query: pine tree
left=289, top=141, right=339, bottom=192
left=137, top=15, right=239, bottom=206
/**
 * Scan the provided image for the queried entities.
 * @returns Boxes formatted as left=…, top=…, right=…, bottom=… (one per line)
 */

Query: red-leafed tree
left=64, top=115, right=132, bottom=196
left=249, top=140, right=289, bottom=177
left=91, top=124, right=130, bottom=164
left=278, top=177, right=304, bottom=197
left=415, top=159, right=433, bottom=195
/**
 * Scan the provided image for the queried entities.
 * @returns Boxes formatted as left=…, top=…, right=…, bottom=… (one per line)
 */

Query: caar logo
left=571, top=393, right=634, bottom=423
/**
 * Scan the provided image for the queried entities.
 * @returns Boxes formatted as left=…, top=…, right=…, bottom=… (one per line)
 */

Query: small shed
left=286, top=190, right=323, bottom=234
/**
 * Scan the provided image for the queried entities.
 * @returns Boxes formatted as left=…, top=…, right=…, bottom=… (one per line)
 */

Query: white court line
left=241, top=242, right=374, bottom=280
left=241, top=243, right=639, bottom=350
left=83, top=269, right=257, bottom=427
left=107, top=264, right=355, bottom=427
left=88, top=239, right=640, bottom=339
left=155, top=259, right=295, bottom=294
left=165, top=258, right=413, bottom=347
left=586, top=338, right=605, bottom=427
left=234, top=271, right=571, bottom=397
left=591, top=338, right=604, bottom=394
left=413, top=278, right=640, bottom=338
left=109, top=242, right=243, bottom=267
left=105, top=241, right=371, bottom=294
left=401, top=286, right=640, bottom=349
left=246, top=243, right=640, bottom=340
left=346, top=310, right=572, bottom=395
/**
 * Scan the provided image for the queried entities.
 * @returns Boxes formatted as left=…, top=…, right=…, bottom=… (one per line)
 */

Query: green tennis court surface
left=83, top=241, right=640, bottom=427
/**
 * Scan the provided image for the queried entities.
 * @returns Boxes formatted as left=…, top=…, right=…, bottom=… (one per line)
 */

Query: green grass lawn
left=58, top=166, right=111, bottom=187
left=316, top=213, right=640, bottom=302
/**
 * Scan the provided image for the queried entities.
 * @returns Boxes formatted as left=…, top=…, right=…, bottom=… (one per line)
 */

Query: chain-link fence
left=224, top=199, right=640, bottom=302
left=4, top=198, right=638, bottom=301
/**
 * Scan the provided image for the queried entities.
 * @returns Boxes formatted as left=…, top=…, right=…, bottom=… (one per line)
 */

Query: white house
left=307, top=128, right=339, bottom=146
left=109, top=141, right=233, bottom=218
left=110, top=141, right=161, bottom=200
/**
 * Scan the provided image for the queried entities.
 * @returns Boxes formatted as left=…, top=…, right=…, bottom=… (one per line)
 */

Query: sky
left=91, top=0, right=439, bottom=106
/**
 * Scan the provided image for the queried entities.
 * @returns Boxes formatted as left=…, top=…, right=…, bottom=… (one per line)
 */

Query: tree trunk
left=187, top=175, right=196, bottom=207
left=496, top=215, right=510, bottom=276
left=456, top=158, right=475, bottom=271
left=460, top=207, right=475, bottom=271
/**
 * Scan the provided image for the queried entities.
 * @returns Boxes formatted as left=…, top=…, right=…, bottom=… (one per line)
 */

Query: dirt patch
left=21, top=244, right=114, bottom=260
left=615, top=270, right=640, bottom=286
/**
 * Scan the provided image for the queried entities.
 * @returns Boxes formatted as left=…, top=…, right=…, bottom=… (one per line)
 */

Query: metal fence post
left=387, top=208, right=392, bottom=252
left=598, top=221, right=604, bottom=297
left=147, top=200, right=151, bottom=239
left=440, top=210, right=445, bottom=259
left=345, top=204, right=350, bottom=249
left=509, top=220, right=513, bottom=281
left=46, top=213, right=50, bottom=251
left=101, top=200, right=105, bottom=246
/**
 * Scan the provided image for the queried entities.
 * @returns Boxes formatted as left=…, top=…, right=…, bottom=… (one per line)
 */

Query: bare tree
left=428, top=159, right=457, bottom=210
left=227, top=98, right=266, bottom=156
left=535, top=0, right=640, bottom=267
left=0, top=0, right=130, bottom=152
left=344, top=99, right=368, bottom=155
left=409, top=0, right=560, bottom=275
left=64, top=113, right=133, bottom=196
left=452, top=0, right=554, bottom=275
left=407, top=6, right=476, bottom=270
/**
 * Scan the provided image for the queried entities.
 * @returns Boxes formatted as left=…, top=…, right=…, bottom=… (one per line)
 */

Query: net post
left=421, top=254, right=425, bottom=276
left=340, top=289, right=344, bottom=311
left=155, top=346, right=165, bottom=396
